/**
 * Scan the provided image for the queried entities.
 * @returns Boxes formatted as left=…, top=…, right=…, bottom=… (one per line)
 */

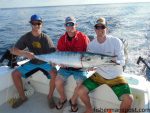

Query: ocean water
left=0, top=3, right=150, bottom=75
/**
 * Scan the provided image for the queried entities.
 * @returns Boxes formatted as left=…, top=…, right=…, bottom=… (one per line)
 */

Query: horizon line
left=0, top=1, right=150, bottom=9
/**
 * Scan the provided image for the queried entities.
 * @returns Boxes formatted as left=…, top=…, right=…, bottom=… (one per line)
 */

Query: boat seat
left=90, top=84, right=121, bottom=106
left=0, top=66, right=14, bottom=91
left=65, top=76, right=121, bottom=108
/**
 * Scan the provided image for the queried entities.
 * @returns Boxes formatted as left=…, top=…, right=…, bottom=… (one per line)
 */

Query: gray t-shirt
left=15, top=32, right=55, bottom=64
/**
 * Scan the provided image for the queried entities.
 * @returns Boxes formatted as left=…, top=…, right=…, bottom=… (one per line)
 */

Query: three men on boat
left=10, top=14, right=133, bottom=113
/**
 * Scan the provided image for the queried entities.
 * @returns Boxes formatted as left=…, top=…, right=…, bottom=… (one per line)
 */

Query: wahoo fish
left=35, top=52, right=117, bottom=68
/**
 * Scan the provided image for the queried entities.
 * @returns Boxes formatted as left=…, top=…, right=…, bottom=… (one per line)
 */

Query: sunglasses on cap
left=31, top=22, right=42, bottom=26
left=94, top=25, right=106, bottom=30
left=65, top=22, right=75, bottom=27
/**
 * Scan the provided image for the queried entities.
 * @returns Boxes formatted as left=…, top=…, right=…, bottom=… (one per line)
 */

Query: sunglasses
left=94, top=25, right=106, bottom=30
left=31, top=22, right=42, bottom=26
left=65, top=23, right=75, bottom=27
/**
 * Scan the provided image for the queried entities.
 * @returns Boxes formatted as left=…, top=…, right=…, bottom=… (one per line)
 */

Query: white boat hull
left=0, top=65, right=150, bottom=113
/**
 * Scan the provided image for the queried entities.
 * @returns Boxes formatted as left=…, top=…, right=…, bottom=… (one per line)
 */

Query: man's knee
left=76, top=81, right=83, bottom=87
left=12, top=70, right=22, bottom=78
left=78, top=85, right=88, bottom=96
left=55, top=76, right=64, bottom=86
left=121, top=94, right=133, bottom=105
left=50, top=69, right=57, bottom=78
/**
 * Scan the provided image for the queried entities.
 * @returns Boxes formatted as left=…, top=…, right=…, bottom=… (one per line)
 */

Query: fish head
left=81, top=53, right=116, bottom=68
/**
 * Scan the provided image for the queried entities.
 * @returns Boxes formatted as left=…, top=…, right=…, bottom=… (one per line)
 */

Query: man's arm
left=115, top=39, right=125, bottom=66
left=10, top=47, right=35, bottom=60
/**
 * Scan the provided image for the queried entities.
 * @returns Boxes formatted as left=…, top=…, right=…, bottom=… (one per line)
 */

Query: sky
left=0, top=0, right=150, bottom=8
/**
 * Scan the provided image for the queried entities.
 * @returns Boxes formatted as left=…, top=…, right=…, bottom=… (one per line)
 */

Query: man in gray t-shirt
left=10, top=14, right=56, bottom=109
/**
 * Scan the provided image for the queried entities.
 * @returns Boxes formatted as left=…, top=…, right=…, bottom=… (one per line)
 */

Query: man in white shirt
left=78, top=17, right=133, bottom=113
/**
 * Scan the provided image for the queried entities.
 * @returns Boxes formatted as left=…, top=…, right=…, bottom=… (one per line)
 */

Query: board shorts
left=17, top=61, right=56, bottom=79
left=57, top=67, right=87, bottom=82
left=82, top=73, right=131, bottom=100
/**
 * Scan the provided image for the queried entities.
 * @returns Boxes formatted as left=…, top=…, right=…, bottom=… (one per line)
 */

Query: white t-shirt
left=87, top=35, right=125, bottom=79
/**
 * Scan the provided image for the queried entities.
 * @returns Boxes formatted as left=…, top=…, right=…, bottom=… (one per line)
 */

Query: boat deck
left=1, top=66, right=150, bottom=113
left=0, top=92, right=86, bottom=113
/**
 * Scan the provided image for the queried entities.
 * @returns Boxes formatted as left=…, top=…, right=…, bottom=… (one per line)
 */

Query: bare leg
left=48, top=69, right=57, bottom=99
left=70, top=81, right=82, bottom=111
left=69, top=82, right=82, bottom=112
left=120, top=94, right=133, bottom=113
left=55, top=75, right=66, bottom=102
left=12, top=70, right=26, bottom=100
left=78, top=85, right=93, bottom=113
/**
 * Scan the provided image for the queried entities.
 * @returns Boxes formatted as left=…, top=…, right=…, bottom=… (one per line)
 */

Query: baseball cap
left=95, top=17, right=107, bottom=27
left=30, top=14, right=42, bottom=22
left=65, top=16, right=76, bottom=24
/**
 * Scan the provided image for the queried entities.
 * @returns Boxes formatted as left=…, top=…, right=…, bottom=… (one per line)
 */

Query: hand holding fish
left=23, top=51, right=35, bottom=60
left=87, top=67, right=97, bottom=71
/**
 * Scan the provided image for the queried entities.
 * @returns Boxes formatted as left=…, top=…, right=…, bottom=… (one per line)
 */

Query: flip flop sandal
left=56, top=99, right=67, bottom=110
left=69, top=99, right=78, bottom=112
left=48, top=98, right=56, bottom=109
left=11, top=97, right=28, bottom=108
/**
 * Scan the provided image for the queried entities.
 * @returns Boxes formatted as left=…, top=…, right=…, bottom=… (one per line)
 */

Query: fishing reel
left=0, top=49, right=18, bottom=68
